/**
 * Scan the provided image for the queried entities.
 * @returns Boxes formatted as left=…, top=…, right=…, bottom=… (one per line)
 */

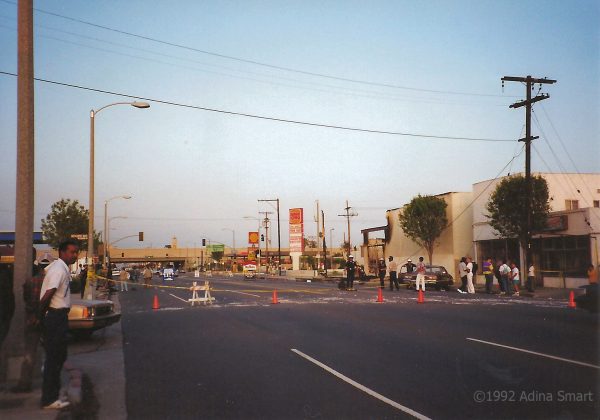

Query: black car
left=402, top=265, right=454, bottom=291
left=575, top=284, right=598, bottom=313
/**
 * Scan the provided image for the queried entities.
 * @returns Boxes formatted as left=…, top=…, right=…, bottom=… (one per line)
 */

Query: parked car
left=68, top=298, right=121, bottom=337
left=402, top=265, right=454, bottom=291
left=575, top=284, right=598, bottom=313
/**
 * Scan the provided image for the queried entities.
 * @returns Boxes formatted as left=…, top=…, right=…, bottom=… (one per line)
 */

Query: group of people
left=375, top=256, right=427, bottom=291
left=459, top=256, right=532, bottom=296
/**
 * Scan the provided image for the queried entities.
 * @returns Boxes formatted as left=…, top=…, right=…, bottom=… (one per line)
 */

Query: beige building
left=473, top=173, right=600, bottom=288
left=362, top=192, right=473, bottom=280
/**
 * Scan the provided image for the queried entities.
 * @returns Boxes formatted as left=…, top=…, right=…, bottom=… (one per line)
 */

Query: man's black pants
left=42, top=309, right=68, bottom=406
left=346, top=272, right=355, bottom=289
left=378, top=271, right=385, bottom=287
left=460, top=275, right=467, bottom=292
left=389, top=271, right=399, bottom=290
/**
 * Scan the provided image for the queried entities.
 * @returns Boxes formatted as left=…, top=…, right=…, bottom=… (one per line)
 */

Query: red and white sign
left=289, top=208, right=304, bottom=253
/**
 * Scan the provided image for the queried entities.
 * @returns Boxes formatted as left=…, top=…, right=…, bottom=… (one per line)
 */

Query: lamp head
left=131, top=101, right=150, bottom=109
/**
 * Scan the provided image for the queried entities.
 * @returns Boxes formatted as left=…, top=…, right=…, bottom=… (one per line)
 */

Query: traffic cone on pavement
left=152, top=294, right=160, bottom=310
left=272, top=289, right=279, bottom=304
left=377, top=287, right=384, bottom=303
left=568, top=290, right=576, bottom=308
left=417, top=289, right=424, bottom=304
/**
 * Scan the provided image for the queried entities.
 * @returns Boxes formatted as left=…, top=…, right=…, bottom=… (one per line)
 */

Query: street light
left=243, top=216, right=261, bottom=274
left=221, top=228, right=236, bottom=262
left=103, top=195, right=132, bottom=270
left=87, top=101, right=148, bottom=295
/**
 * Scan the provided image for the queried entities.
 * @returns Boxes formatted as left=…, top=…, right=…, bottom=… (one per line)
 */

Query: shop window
left=594, top=200, right=599, bottom=208
left=565, top=199, right=579, bottom=210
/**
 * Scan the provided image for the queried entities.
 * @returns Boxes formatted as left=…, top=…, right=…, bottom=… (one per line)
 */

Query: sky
left=0, top=0, right=598, bottom=251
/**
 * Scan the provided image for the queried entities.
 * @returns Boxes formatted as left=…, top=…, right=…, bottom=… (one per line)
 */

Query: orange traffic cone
left=272, top=289, right=279, bottom=304
left=377, top=287, right=384, bottom=303
left=152, top=294, right=160, bottom=310
left=568, top=290, right=576, bottom=308
left=417, top=289, right=424, bottom=304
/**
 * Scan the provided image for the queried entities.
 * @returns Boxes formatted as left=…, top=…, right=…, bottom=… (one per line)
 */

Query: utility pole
left=259, top=211, right=273, bottom=272
left=321, top=210, right=327, bottom=274
left=338, top=200, right=358, bottom=258
left=502, top=75, right=556, bottom=281
left=258, top=199, right=281, bottom=275
left=4, top=0, right=34, bottom=383
left=315, top=201, right=321, bottom=271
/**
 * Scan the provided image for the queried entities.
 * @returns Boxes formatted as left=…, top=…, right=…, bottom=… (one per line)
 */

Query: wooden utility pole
left=501, top=75, right=556, bottom=281
left=259, top=211, right=273, bottom=271
left=2, top=0, right=34, bottom=384
left=258, top=199, right=281, bottom=275
left=338, top=200, right=358, bottom=258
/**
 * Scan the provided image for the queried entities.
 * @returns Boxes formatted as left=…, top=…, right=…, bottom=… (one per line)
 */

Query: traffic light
left=138, top=231, right=144, bottom=241
left=202, top=238, right=206, bottom=246
left=261, top=234, right=265, bottom=242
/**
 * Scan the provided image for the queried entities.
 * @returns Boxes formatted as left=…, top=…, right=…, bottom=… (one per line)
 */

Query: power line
left=0, top=19, right=513, bottom=108
left=0, top=0, right=517, bottom=98
left=0, top=70, right=515, bottom=142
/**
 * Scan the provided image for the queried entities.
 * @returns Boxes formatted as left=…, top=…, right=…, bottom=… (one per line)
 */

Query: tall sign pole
left=502, top=75, right=556, bottom=281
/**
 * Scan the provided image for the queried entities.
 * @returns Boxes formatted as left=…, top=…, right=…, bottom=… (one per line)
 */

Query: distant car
left=68, top=298, right=121, bottom=337
left=402, top=265, right=454, bottom=291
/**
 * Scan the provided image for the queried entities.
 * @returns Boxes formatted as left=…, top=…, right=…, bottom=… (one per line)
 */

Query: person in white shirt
left=466, top=257, right=475, bottom=294
left=415, top=257, right=427, bottom=292
left=498, top=260, right=511, bottom=296
left=510, top=262, right=520, bottom=296
left=39, top=239, right=79, bottom=410
left=457, top=257, right=468, bottom=294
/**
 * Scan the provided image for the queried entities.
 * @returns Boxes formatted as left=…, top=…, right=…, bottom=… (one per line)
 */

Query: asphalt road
left=117, top=274, right=599, bottom=419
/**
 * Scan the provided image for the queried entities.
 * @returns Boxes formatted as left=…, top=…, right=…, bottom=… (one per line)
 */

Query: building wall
left=473, top=173, right=600, bottom=242
left=382, top=192, right=473, bottom=279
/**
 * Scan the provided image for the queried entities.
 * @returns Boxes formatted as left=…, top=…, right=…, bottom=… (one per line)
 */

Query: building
left=361, top=192, right=473, bottom=279
left=472, top=173, right=600, bottom=288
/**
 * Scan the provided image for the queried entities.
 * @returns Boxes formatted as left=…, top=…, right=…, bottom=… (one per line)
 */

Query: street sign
left=70, top=234, right=88, bottom=240
left=206, top=244, right=225, bottom=253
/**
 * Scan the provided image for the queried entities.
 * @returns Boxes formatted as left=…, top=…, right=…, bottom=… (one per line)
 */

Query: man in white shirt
left=466, top=257, right=475, bottom=294
left=510, top=262, right=521, bottom=296
left=457, top=257, right=468, bottom=294
left=498, top=260, right=511, bottom=296
left=415, top=257, right=427, bottom=292
left=39, top=239, right=79, bottom=409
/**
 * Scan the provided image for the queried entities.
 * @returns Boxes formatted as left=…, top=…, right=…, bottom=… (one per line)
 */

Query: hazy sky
left=1, top=0, right=598, bottom=250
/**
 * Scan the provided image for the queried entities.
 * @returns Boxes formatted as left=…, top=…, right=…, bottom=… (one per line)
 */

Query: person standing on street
left=415, top=257, right=426, bottom=292
left=466, top=257, right=475, bottom=294
left=483, top=257, right=494, bottom=294
left=498, top=259, right=510, bottom=295
left=458, top=257, right=468, bottom=294
left=377, top=258, right=386, bottom=288
left=509, top=261, right=520, bottom=296
left=587, top=264, right=598, bottom=285
left=39, top=239, right=79, bottom=409
left=119, top=269, right=129, bottom=292
left=345, top=255, right=357, bottom=290
left=143, top=265, right=153, bottom=289
left=79, top=264, right=87, bottom=299
left=12, top=258, right=50, bottom=393
left=388, top=256, right=400, bottom=291
left=527, top=262, right=536, bottom=292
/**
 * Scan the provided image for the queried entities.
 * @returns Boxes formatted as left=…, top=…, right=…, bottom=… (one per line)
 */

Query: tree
left=303, top=236, right=317, bottom=248
left=485, top=174, right=549, bottom=243
left=211, top=251, right=224, bottom=262
left=398, top=195, right=448, bottom=265
left=41, top=199, right=101, bottom=250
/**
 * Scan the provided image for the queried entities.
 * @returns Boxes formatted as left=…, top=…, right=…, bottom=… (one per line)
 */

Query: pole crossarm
left=501, top=76, right=557, bottom=84
left=509, top=94, right=550, bottom=109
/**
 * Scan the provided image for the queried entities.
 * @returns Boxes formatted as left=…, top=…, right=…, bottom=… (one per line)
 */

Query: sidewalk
left=0, top=293, right=126, bottom=420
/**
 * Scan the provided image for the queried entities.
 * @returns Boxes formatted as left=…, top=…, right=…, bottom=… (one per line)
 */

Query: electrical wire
left=0, top=19, right=513, bottom=108
left=0, top=0, right=517, bottom=98
left=0, top=70, right=516, bottom=142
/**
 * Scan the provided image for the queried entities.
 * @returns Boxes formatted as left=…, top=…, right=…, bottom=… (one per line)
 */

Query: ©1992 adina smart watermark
left=473, top=390, right=595, bottom=403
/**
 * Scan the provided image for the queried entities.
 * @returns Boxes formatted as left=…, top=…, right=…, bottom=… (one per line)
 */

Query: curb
left=62, top=362, right=82, bottom=405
